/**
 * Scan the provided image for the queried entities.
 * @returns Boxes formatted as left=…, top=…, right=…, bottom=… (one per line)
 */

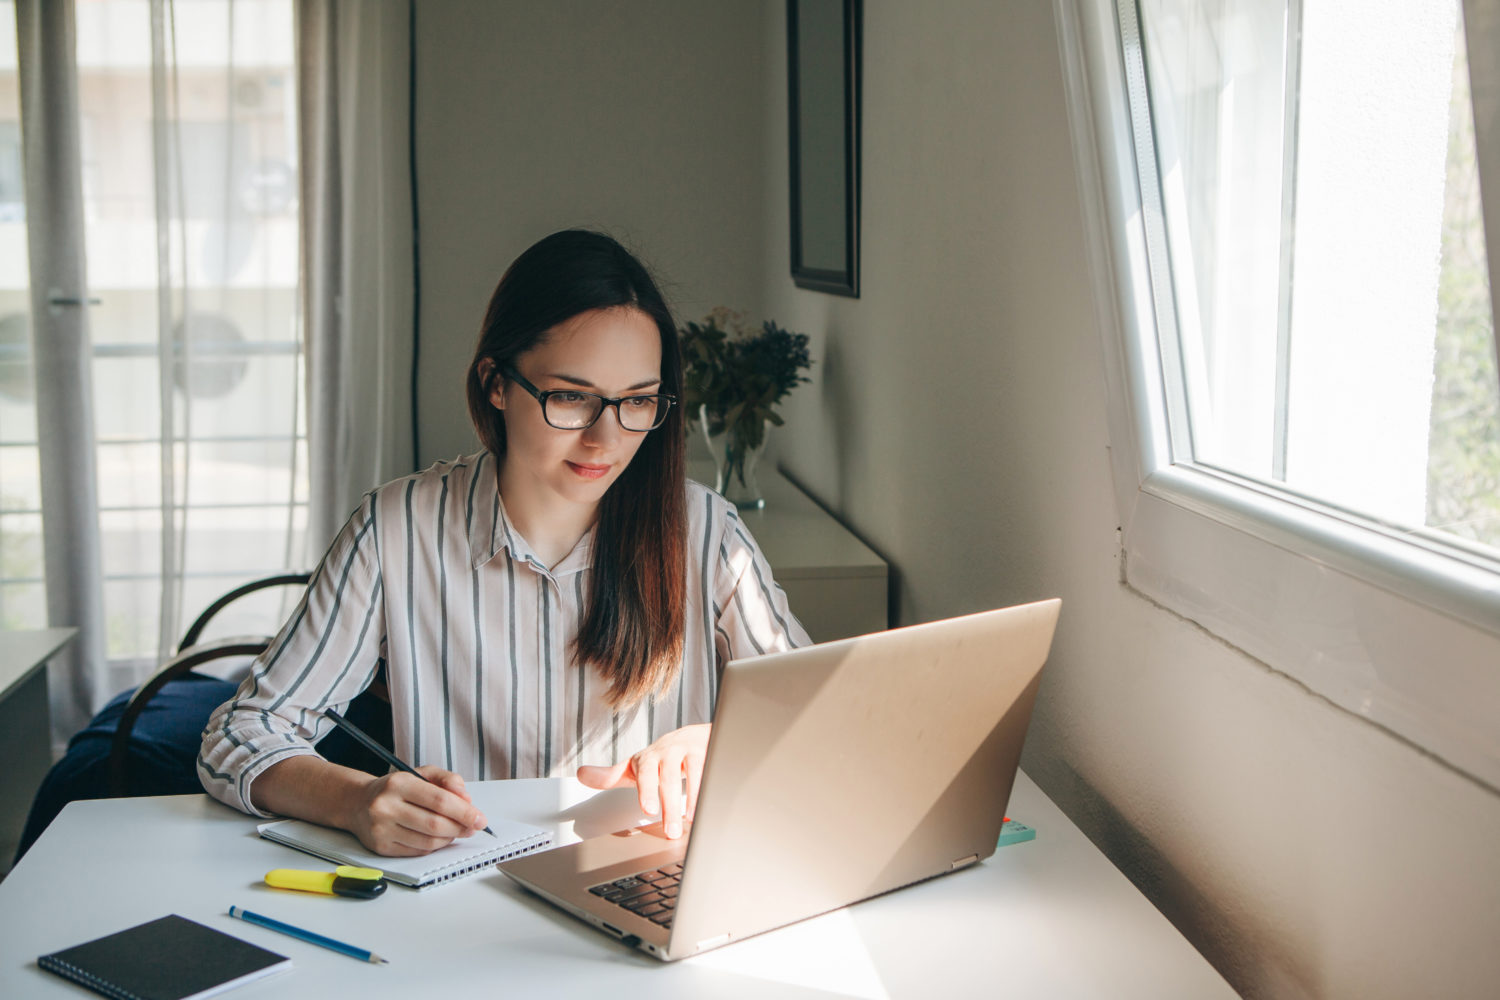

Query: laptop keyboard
left=587, top=862, right=683, bottom=927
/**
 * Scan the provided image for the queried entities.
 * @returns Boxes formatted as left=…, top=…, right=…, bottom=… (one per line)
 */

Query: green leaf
left=677, top=308, right=813, bottom=431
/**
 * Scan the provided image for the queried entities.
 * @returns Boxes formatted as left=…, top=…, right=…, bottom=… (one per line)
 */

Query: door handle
left=46, top=288, right=102, bottom=314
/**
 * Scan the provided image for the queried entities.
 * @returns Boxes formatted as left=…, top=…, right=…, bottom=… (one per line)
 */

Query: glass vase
left=701, top=406, right=768, bottom=509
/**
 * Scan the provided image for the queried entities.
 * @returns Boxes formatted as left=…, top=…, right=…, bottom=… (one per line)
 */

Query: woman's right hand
left=345, top=765, right=490, bottom=856
left=250, top=756, right=489, bottom=856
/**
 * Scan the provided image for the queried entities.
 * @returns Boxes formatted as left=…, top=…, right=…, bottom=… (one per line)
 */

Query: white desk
left=0, top=628, right=77, bottom=871
left=0, top=774, right=1235, bottom=998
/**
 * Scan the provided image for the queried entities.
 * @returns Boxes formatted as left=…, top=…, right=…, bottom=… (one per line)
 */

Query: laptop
left=499, top=597, right=1061, bottom=961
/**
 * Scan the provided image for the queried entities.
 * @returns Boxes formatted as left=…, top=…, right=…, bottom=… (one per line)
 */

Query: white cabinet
left=692, top=466, right=888, bottom=642
left=0, top=628, right=75, bottom=872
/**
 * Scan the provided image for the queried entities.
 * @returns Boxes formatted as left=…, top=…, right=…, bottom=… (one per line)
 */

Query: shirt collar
left=466, top=451, right=593, bottom=577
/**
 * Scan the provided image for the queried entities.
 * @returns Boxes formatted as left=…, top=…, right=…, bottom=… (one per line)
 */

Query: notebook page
left=257, top=814, right=551, bottom=888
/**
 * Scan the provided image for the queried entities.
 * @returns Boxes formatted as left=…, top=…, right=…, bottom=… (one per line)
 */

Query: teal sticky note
left=998, top=819, right=1036, bottom=847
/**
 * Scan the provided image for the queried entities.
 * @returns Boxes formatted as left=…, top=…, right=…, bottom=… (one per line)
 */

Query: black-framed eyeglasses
left=500, top=365, right=675, bottom=432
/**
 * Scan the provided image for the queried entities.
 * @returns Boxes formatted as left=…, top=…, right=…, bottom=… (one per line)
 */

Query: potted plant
left=679, top=308, right=812, bottom=508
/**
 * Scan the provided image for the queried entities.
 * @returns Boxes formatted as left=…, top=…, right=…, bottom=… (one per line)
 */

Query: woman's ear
left=479, top=359, right=506, bottom=410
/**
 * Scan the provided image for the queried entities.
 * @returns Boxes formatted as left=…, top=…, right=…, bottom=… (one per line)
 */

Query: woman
left=199, top=230, right=809, bottom=855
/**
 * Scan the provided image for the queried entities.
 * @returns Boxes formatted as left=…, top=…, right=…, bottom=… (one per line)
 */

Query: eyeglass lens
left=544, top=392, right=669, bottom=431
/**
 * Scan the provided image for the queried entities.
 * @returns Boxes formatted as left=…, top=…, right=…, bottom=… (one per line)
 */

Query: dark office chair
left=107, top=572, right=308, bottom=796
left=15, top=573, right=394, bottom=865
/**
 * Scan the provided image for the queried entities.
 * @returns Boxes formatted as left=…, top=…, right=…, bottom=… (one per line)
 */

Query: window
left=0, top=0, right=306, bottom=685
left=1136, top=0, right=1498, bottom=560
left=1057, top=0, right=1500, bottom=789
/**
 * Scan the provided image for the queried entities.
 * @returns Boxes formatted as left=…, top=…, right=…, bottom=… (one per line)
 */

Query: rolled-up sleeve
left=712, top=511, right=812, bottom=667
left=198, top=495, right=387, bottom=816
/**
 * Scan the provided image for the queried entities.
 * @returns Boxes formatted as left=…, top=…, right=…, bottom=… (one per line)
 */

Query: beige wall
left=415, top=1, right=1500, bottom=996
left=413, top=0, right=768, bottom=464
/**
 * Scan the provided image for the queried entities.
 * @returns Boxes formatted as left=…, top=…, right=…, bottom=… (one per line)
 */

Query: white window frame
left=1053, top=0, right=1500, bottom=792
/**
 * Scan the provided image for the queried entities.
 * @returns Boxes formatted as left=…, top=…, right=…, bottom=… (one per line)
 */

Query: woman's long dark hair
left=465, top=230, right=686, bottom=708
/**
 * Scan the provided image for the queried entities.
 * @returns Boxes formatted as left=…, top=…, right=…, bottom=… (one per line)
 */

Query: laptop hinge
left=694, top=933, right=731, bottom=953
left=950, top=853, right=980, bottom=869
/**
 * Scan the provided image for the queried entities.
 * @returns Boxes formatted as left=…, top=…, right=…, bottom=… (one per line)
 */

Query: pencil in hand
left=322, top=708, right=496, bottom=837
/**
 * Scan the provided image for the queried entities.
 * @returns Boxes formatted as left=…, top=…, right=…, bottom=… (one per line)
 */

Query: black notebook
left=37, top=914, right=291, bottom=1000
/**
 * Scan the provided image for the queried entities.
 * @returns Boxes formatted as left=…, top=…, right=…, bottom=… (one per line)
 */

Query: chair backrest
left=108, top=637, right=272, bottom=796
left=177, top=572, right=310, bottom=652
left=107, top=571, right=398, bottom=797
left=108, top=572, right=310, bottom=796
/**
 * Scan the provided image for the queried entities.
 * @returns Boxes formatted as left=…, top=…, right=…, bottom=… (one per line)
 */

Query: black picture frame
left=787, top=0, right=861, bottom=297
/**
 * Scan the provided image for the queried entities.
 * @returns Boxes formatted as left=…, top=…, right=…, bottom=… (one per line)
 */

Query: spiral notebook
left=38, top=914, right=290, bottom=1000
left=257, top=813, right=551, bottom=889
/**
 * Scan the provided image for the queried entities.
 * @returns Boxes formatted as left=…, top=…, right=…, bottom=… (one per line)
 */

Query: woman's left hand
left=576, top=723, right=710, bottom=839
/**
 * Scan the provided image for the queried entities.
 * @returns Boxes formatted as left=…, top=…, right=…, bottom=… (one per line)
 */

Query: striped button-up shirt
left=199, top=451, right=810, bottom=816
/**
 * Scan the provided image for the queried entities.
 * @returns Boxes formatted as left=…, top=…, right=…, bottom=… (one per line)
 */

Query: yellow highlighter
left=265, top=866, right=388, bottom=900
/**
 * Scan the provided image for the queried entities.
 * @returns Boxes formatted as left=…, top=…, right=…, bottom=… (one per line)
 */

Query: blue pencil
left=228, top=905, right=389, bottom=964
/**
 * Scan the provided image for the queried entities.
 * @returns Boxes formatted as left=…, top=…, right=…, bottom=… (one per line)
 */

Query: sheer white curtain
left=297, top=0, right=414, bottom=553
left=12, top=0, right=307, bottom=744
left=14, top=0, right=109, bottom=742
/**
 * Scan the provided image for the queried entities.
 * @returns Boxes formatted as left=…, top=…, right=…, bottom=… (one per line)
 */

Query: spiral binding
left=420, top=834, right=552, bottom=888
left=37, top=955, right=141, bottom=1000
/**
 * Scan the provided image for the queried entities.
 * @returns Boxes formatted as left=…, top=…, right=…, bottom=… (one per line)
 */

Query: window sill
left=1126, top=465, right=1500, bottom=791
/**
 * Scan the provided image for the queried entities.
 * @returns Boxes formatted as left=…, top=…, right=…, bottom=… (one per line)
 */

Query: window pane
left=0, top=442, right=39, bottom=510
left=1425, top=17, right=1500, bottom=550
left=1139, top=0, right=1290, bottom=475
left=1139, top=0, right=1498, bottom=555
left=182, top=503, right=305, bottom=577
left=102, top=571, right=159, bottom=661
left=0, top=511, right=44, bottom=630
left=0, top=580, right=45, bottom=631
